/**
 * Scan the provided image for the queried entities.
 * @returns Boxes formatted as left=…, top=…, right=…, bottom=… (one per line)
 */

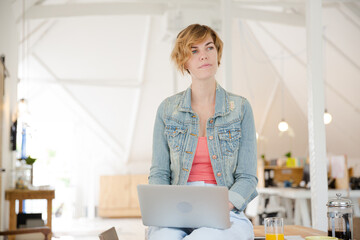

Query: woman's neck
left=190, top=79, right=216, bottom=106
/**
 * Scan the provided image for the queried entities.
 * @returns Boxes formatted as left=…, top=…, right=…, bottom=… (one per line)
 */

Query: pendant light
left=324, top=109, right=332, bottom=125
left=278, top=51, right=289, bottom=132
left=278, top=119, right=289, bottom=132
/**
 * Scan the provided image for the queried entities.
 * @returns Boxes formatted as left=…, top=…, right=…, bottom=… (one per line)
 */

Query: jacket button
left=217, top=172, right=222, bottom=177
left=212, top=155, right=217, bottom=159
left=209, top=119, right=214, bottom=124
left=209, top=136, right=213, bottom=140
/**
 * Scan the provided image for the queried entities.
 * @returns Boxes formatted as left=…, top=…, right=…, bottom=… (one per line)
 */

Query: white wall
left=0, top=0, right=19, bottom=230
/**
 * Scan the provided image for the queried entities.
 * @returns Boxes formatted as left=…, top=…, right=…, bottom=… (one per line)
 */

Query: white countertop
left=257, top=187, right=360, bottom=199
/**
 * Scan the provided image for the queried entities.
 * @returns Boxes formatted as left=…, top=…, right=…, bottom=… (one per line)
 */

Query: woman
left=148, top=24, right=258, bottom=240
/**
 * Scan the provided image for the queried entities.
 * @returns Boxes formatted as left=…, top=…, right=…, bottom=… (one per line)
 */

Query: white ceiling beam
left=342, top=2, right=360, bottom=23
left=28, top=21, right=58, bottom=56
left=233, top=0, right=304, bottom=8
left=337, top=4, right=360, bottom=29
left=25, top=3, right=167, bottom=19
left=60, top=79, right=141, bottom=88
left=233, top=0, right=358, bottom=8
left=324, top=35, right=360, bottom=72
left=324, top=0, right=360, bottom=3
left=232, top=7, right=305, bottom=26
left=25, top=78, right=141, bottom=88
left=326, top=81, right=360, bottom=115
left=19, top=20, right=49, bottom=44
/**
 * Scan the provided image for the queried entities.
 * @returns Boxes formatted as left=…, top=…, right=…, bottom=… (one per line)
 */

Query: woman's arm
left=229, top=99, right=258, bottom=211
left=148, top=100, right=171, bottom=185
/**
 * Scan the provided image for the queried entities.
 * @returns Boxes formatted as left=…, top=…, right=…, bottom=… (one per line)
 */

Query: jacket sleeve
left=229, top=99, right=258, bottom=211
left=148, top=100, right=171, bottom=185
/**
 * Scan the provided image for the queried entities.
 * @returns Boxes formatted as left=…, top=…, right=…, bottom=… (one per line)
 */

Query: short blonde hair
left=171, top=24, right=223, bottom=74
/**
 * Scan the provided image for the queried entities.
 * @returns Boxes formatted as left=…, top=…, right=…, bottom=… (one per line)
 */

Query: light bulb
left=256, top=132, right=259, bottom=140
left=324, top=110, right=332, bottom=124
left=18, top=99, right=28, bottom=115
left=278, top=119, right=289, bottom=132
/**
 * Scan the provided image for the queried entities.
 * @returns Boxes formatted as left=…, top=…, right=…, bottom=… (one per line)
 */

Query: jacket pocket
left=165, top=125, right=187, bottom=152
left=218, top=128, right=241, bottom=157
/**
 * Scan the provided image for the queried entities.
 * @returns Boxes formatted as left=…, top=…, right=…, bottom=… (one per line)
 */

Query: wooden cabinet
left=265, top=166, right=304, bottom=186
left=258, top=162, right=304, bottom=187
left=98, top=174, right=148, bottom=218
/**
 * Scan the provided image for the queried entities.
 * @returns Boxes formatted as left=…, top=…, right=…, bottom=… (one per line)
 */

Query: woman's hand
left=228, top=202, right=234, bottom=211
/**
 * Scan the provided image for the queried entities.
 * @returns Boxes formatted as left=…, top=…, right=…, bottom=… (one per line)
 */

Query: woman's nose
left=200, top=53, right=208, bottom=60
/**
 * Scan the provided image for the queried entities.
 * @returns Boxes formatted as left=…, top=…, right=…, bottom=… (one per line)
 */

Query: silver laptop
left=137, top=184, right=231, bottom=229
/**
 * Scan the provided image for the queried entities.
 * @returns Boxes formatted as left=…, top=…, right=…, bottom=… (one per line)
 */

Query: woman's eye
left=207, top=46, right=214, bottom=50
left=192, top=50, right=197, bottom=54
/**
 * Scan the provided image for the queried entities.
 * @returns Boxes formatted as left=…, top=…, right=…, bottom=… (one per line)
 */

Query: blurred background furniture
left=256, top=188, right=360, bottom=227
left=5, top=189, right=55, bottom=240
left=99, top=174, right=148, bottom=218
left=0, top=226, right=50, bottom=240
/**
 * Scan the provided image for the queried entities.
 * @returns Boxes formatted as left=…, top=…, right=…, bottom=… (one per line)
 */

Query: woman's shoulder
left=157, top=90, right=186, bottom=112
left=167, top=90, right=186, bottom=103
left=160, top=91, right=185, bottom=105
left=225, top=90, right=250, bottom=105
left=217, top=84, right=248, bottom=104
left=222, top=90, right=253, bottom=117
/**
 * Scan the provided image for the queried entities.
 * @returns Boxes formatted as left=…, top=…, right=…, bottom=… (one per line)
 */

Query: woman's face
left=185, top=36, right=218, bottom=82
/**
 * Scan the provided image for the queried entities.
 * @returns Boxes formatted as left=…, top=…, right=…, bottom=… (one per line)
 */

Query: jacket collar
left=178, top=83, right=230, bottom=117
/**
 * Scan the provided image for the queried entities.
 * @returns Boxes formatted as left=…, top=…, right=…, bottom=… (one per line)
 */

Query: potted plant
left=285, top=152, right=296, bottom=167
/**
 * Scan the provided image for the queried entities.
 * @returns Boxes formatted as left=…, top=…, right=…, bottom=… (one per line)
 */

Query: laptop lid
left=137, top=184, right=231, bottom=229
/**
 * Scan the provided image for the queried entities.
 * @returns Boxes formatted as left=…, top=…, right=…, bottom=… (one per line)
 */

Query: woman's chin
left=191, top=73, right=217, bottom=82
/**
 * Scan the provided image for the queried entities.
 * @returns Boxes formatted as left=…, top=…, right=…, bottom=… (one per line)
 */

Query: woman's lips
left=199, top=64, right=212, bottom=69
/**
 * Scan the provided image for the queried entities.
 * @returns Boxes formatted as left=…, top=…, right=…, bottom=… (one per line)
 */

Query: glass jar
left=14, top=160, right=32, bottom=189
left=327, top=193, right=354, bottom=240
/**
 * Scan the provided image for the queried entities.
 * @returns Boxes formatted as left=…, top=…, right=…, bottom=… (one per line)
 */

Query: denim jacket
left=149, top=83, right=258, bottom=211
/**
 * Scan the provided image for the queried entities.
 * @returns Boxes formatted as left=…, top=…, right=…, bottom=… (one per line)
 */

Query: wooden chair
left=99, top=227, right=119, bottom=240
left=0, top=226, right=51, bottom=239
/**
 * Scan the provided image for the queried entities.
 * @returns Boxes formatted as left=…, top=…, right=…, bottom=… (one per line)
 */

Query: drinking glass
left=265, top=217, right=284, bottom=240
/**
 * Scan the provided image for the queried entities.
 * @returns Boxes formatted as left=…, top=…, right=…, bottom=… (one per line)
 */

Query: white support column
left=222, top=0, right=232, bottom=91
left=306, top=0, right=328, bottom=231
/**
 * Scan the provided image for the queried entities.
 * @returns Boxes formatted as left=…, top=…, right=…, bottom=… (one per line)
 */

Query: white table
left=257, top=188, right=360, bottom=227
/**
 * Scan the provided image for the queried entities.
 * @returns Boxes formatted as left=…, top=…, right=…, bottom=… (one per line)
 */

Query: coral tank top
left=187, top=137, right=217, bottom=184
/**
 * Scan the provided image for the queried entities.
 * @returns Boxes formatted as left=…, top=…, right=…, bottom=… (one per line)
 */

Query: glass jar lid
left=327, top=193, right=353, bottom=207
